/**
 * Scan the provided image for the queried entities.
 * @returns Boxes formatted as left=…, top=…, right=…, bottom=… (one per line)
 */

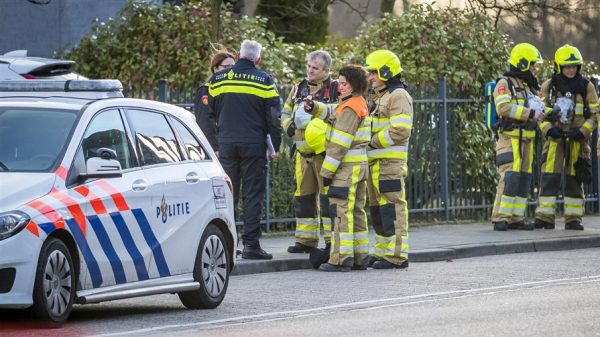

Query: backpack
left=484, top=77, right=516, bottom=131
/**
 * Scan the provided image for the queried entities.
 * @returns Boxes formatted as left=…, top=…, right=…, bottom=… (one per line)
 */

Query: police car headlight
left=0, top=211, right=30, bottom=241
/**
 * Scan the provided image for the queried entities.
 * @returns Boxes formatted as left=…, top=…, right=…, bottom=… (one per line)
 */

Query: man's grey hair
left=307, top=50, right=332, bottom=70
left=240, top=40, right=262, bottom=63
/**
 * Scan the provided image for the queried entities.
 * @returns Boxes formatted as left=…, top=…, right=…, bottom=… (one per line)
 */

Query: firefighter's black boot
left=287, top=242, right=313, bottom=253
left=493, top=221, right=508, bottom=231
left=534, top=218, right=555, bottom=229
left=565, top=221, right=584, bottom=230
left=372, top=259, right=409, bottom=270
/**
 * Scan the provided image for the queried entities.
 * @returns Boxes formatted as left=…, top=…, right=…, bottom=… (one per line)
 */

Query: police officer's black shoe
left=287, top=242, right=313, bottom=253
left=565, top=221, right=584, bottom=230
left=493, top=221, right=508, bottom=231
left=319, top=263, right=350, bottom=272
left=372, top=259, right=409, bottom=270
left=534, top=218, right=555, bottom=229
left=242, top=246, right=273, bottom=260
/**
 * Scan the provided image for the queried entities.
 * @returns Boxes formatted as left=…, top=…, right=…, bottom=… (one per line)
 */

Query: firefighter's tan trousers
left=535, top=138, right=588, bottom=225
left=293, top=152, right=331, bottom=247
left=491, top=133, right=534, bottom=224
left=327, top=162, right=369, bottom=266
left=367, top=158, right=408, bottom=265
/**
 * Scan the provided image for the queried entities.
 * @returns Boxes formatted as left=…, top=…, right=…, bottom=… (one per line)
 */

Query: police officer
left=491, top=43, right=545, bottom=231
left=362, top=50, right=412, bottom=269
left=195, top=50, right=235, bottom=152
left=281, top=50, right=339, bottom=254
left=208, top=40, right=281, bottom=259
left=318, top=65, right=371, bottom=272
left=534, top=44, right=599, bottom=230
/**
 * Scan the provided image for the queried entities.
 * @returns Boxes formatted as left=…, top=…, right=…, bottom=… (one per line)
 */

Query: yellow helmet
left=554, top=44, right=583, bottom=73
left=509, top=43, right=542, bottom=71
left=363, top=49, right=403, bottom=81
left=305, top=118, right=327, bottom=154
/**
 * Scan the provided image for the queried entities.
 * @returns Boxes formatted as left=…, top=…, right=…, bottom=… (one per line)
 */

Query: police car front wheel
left=178, top=224, right=230, bottom=309
left=31, top=237, right=76, bottom=324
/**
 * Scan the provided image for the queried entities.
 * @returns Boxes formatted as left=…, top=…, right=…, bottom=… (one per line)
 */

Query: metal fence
left=125, top=79, right=600, bottom=230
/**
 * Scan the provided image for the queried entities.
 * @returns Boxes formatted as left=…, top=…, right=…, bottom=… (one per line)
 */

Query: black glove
left=546, top=127, right=564, bottom=139
left=304, top=100, right=315, bottom=113
left=568, top=128, right=585, bottom=140
left=323, top=177, right=332, bottom=187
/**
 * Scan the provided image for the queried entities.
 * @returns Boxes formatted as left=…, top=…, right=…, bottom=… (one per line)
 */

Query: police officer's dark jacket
left=194, top=84, right=219, bottom=150
left=208, top=58, right=282, bottom=151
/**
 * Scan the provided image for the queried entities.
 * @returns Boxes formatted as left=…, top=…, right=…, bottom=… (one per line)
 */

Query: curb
left=231, top=235, right=600, bottom=276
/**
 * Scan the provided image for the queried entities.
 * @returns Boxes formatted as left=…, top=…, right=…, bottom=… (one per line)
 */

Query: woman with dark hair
left=194, top=49, right=235, bottom=153
left=317, top=64, right=371, bottom=272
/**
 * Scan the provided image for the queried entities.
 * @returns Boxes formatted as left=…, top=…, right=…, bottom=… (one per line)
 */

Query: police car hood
left=0, top=172, right=55, bottom=212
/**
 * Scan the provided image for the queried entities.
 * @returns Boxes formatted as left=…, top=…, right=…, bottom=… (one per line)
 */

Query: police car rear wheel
left=179, top=224, right=229, bottom=309
left=31, top=238, right=75, bottom=324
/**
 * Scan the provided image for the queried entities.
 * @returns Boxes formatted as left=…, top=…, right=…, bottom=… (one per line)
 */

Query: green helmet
left=364, top=50, right=403, bottom=81
left=509, top=43, right=542, bottom=71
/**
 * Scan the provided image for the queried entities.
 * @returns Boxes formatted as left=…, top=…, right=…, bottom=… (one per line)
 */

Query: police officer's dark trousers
left=219, top=142, right=267, bottom=247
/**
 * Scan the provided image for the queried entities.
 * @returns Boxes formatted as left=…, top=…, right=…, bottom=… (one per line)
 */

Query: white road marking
left=89, top=275, right=600, bottom=336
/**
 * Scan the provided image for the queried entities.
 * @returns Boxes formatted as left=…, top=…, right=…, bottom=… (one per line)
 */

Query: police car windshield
left=0, top=107, right=78, bottom=172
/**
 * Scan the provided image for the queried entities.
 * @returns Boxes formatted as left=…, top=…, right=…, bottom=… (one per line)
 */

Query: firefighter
left=316, top=65, right=371, bottom=272
left=491, top=43, right=545, bottom=231
left=281, top=51, right=339, bottom=254
left=195, top=49, right=235, bottom=152
left=362, top=50, right=412, bottom=269
left=534, top=44, right=599, bottom=230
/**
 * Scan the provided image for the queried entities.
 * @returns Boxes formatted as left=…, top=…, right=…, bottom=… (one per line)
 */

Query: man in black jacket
left=208, top=39, right=281, bottom=259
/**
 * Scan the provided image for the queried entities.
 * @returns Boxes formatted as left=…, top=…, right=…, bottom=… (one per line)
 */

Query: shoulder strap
left=296, top=79, right=309, bottom=100
left=328, top=80, right=339, bottom=102
left=500, top=77, right=517, bottom=98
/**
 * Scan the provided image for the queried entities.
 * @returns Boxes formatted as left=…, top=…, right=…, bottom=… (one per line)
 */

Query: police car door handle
left=131, top=179, right=147, bottom=191
left=186, top=172, right=200, bottom=184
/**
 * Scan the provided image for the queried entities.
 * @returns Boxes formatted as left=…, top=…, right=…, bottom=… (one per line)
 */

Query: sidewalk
left=232, top=216, right=600, bottom=275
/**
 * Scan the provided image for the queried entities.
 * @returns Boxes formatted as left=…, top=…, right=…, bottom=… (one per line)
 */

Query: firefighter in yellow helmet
left=363, top=50, right=412, bottom=269
left=534, top=44, right=599, bottom=230
left=490, top=43, right=545, bottom=231
left=281, top=50, right=339, bottom=254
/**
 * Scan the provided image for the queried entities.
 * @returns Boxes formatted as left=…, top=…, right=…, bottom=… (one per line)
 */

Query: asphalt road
left=3, top=248, right=600, bottom=337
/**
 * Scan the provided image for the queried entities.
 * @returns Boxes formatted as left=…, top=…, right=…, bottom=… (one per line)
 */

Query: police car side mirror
left=96, top=147, right=117, bottom=160
left=79, top=157, right=123, bottom=181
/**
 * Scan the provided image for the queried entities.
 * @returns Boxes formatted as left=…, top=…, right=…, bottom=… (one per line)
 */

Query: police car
left=0, top=80, right=236, bottom=323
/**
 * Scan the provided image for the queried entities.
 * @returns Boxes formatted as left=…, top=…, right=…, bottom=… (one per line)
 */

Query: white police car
left=0, top=80, right=236, bottom=323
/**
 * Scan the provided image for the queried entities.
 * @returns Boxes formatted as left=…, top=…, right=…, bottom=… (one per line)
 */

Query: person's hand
left=215, top=151, right=219, bottom=158
left=597, top=147, right=600, bottom=159
left=567, top=128, right=585, bottom=140
left=546, top=127, right=564, bottom=139
left=304, top=99, right=315, bottom=113
left=269, top=152, right=280, bottom=160
left=322, top=177, right=332, bottom=187
left=532, top=110, right=544, bottom=121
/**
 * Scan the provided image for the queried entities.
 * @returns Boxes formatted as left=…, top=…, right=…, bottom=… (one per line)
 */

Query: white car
left=0, top=80, right=236, bottom=323
left=0, top=50, right=87, bottom=80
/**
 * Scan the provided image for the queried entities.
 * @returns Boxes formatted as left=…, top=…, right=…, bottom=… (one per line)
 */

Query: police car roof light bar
left=0, top=80, right=123, bottom=92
